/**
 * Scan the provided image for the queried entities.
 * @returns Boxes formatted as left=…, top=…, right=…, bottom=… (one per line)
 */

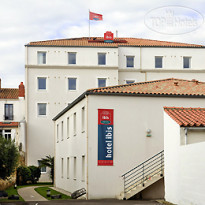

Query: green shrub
left=16, top=166, right=31, bottom=185
left=28, top=166, right=41, bottom=184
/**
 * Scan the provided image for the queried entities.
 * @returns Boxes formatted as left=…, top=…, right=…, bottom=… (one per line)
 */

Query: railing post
left=160, top=151, right=163, bottom=177
left=142, top=164, right=145, bottom=187
left=123, top=175, right=126, bottom=200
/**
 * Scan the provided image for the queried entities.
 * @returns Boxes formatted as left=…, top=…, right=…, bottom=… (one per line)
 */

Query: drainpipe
left=184, top=128, right=188, bottom=145
left=86, top=95, right=89, bottom=199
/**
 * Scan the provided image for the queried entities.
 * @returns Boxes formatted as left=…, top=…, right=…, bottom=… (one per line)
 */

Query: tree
left=28, top=166, right=41, bottom=184
left=40, top=155, right=54, bottom=183
left=0, top=135, right=19, bottom=180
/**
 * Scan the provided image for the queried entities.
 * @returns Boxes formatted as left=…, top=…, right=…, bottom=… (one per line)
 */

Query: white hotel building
left=25, top=36, right=205, bottom=181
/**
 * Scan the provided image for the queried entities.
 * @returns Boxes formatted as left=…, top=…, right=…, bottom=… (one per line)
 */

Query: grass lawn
left=34, top=186, right=71, bottom=200
left=0, top=182, right=53, bottom=202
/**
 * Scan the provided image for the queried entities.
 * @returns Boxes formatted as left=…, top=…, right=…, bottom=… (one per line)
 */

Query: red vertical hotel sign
left=98, top=109, right=114, bottom=166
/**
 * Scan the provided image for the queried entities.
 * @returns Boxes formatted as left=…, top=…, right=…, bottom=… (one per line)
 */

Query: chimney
left=19, top=82, right=25, bottom=98
left=174, top=81, right=178, bottom=86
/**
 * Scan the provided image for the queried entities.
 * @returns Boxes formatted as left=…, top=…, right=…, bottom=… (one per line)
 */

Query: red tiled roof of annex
left=0, top=122, right=19, bottom=127
left=0, top=89, right=19, bottom=99
left=164, top=107, right=205, bottom=127
left=87, top=78, right=205, bottom=97
left=27, top=37, right=204, bottom=48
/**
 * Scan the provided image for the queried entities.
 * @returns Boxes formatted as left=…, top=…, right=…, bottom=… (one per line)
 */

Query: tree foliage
left=40, top=155, right=54, bottom=183
left=16, top=166, right=31, bottom=185
left=28, top=165, right=41, bottom=184
left=0, top=135, right=19, bottom=180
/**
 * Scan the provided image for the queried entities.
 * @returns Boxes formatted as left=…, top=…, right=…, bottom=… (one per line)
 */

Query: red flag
left=89, top=11, right=103, bottom=21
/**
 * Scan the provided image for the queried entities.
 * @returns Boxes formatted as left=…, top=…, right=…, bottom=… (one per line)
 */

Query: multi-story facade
left=0, top=79, right=26, bottom=151
left=25, top=36, right=205, bottom=181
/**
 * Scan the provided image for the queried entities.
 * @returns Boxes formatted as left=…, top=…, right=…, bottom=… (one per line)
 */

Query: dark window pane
left=68, top=78, right=76, bottom=90
left=126, top=56, right=134, bottom=67
left=183, top=57, right=190, bottom=68
left=98, top=53, right=106, bottom=65
left=98, top=79, right=106, bottom=87
left=38, top=103, right=47, bottom=115
left=126, top=80, right=135, bottom=84
left=4, top=104, right=13, bottom=120
left=38, top=78, right=46, bottom=89
left=68, top=53, right=76, bottom=64
left=155, top=57, right=163, bottom=68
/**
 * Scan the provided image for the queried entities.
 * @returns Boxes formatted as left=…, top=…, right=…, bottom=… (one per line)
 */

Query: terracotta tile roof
left=27, top=37, right=204, bottom=48
left=87, top=78, right=205, bottom=97
left=0, top=122, right=19, bottom=127
left=164, top=107, right=205, bottom=127
left=0, top=88, right=19, bottom=99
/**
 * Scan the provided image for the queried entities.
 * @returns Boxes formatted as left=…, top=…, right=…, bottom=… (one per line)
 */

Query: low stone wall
left=0, top=175, right=16, bottom=191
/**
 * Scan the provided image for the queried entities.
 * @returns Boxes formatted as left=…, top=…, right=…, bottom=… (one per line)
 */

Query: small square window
left=155, top=56, right=163, bottom=68
left=126, top=80, right=135, bottom=84
left=38, top=103, right=47, bottom=116
left=38, top=77, right=46, bottom=90
left=183, top=57, right=191, bottom=68
left=98, top=78, right=106, bottom=88
left=126, top=56, right=134, bottom=68
left=98, top=53, right=106, bottom=65
left=38, top=52, right=46, bottom=64
left=68, top=78, right=76, bottom=90
left=68, top=53, right=76, bottom=64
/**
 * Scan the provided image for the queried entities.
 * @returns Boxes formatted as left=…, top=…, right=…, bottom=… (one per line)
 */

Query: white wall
left=164, top=112, right=205, bottom=205
left=86, top=95, right=205, bottom=199
left=55, top=98, right=87, bottom=193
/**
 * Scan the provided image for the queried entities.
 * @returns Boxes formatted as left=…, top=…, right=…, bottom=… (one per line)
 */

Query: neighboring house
left=0, top=79, right=26, bottom=151
left=164, top=107, right=205, bottom=205
left=25, top=36, right=205, bottom=181
left=53, top=78, right=205, bottom=199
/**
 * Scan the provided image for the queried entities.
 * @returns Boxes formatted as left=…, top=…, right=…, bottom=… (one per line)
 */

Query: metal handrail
left=122, top=150, right=164, bottom=198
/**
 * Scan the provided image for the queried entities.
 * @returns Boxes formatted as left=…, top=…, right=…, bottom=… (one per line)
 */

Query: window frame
left=68, top=52, right=77, bottom=65
left=183, top=56, right=191, bottom=69
left=155, top=56, right=163, bottom=68
left=98, top=78, right=107, bottom=88
left=37, top=103, right=47, bottom=117
left=68, top=78, right=77, bottom=91
left=126, top=56, right=134, bottom=68
left=4, top=104, right=13, bottom=120
left=38, top=160, right=47, bottom=173
left=37, top=77, right=47, bottom=90
left=98, top=53, right=106, bottom=65
left=37, top=51, right=46, bottom=65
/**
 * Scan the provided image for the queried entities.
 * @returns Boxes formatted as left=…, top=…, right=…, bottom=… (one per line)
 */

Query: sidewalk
left=18, top=186, right=48, bottom=201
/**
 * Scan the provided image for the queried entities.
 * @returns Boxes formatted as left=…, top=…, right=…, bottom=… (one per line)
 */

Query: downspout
left=25, top=45, right=28, bottom=165
left=86, top=95, right=89, bottom=199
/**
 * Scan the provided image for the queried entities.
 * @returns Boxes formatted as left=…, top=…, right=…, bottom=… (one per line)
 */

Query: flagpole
left=89, top=9, right=90, bottom=39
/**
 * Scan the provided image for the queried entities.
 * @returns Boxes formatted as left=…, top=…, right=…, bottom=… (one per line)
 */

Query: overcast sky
left=0, top=0, right=205, bottom=88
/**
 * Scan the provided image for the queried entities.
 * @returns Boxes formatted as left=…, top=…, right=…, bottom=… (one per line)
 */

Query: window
left=183, top=57, right=191, bottom=68
left=126, top=56, right=134, bottom=68
left=82, top=156, right=85, bottom=181
left=67, top=157, right=70, bottom=179
left=67, top=117, right=70, bottom=139
left=38, top=52, right=46, bottom=64
left=68, top=53, right=76, bottom=64
left=98, top=78, right=106, bottom=88
left=4, top=130, right=11, bottom=140
left=38, top=77, right=46, bottom=90
left=73, top=113, right=76, bottom=136
left=73, top=157, right=77, bottom=180
left=68, top=78, right=77, bottom=90
left=155, top=56, right=163, bottom=68
left=61, top=121, right=64, bottom=141
left=38, top=103, right=47, bottom=116
left=4, top=104, right=13, bottom=120
left=61, top=158, right=64, bottom=178
left=38, top=160, right=46, bottom=173
left=126, top=80, right=135, bottom=84
left=98, top=53, right=106, bottom=65
left=82, top=107, right=85, bottom=132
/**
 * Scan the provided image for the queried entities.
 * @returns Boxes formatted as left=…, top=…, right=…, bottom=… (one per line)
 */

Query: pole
left=89, top=9, right=90, bottom=39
